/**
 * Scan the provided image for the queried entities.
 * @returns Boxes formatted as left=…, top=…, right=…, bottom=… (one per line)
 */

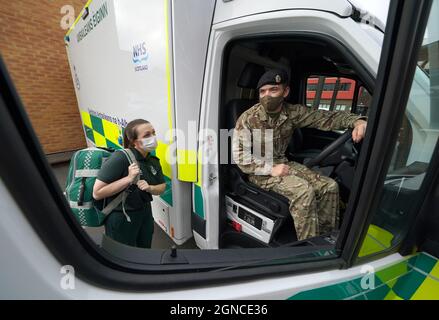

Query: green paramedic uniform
left=97, top=147, right=165, bottom=248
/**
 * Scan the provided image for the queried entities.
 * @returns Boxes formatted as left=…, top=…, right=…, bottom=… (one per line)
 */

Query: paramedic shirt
left=96, top=148, right=165, bottom=212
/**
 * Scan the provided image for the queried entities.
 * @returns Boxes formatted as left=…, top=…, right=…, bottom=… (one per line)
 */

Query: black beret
left=257, top=69, right=289, bottom=89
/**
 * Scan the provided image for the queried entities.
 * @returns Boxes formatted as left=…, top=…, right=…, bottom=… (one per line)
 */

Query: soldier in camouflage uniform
left=232, top=69, right=367, bottom=241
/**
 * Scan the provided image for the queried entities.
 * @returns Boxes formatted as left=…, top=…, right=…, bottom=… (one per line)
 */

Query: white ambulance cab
left=1, top=0, right=438, bottom=300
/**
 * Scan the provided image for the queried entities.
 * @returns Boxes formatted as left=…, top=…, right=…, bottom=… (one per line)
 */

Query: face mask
left=140, top=135, right=158, bottom=151
left=260, top=95, right=284, bottom=113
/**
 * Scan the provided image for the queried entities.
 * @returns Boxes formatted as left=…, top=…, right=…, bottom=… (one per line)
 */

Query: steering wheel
left=305, top=129, right=353, bottom=168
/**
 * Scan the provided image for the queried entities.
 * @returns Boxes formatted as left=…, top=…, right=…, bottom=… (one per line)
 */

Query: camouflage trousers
left=249, top=161, right=339, bottom=241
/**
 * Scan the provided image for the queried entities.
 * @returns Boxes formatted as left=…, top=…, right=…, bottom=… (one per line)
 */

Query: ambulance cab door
left=398, top=1, right=439, bottom=261
left=338, top=0, right=439, bottom=268
left=196, top=0, right=378, bottom=249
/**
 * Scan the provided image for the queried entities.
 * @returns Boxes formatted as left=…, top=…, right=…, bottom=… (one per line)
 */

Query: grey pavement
left=51, top=160, right=197, bottom=250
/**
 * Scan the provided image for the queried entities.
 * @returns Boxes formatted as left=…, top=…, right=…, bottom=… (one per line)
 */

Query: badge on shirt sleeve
left=150, top=165, right=157, bottom=175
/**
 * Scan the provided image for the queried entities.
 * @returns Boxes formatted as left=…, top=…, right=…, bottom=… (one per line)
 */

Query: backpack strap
left=121, top=148, right=137, bottom=164
left=100, top=149, right=141, bottom=223
left=101, top=193, right=124, bottom=215
left=120, top=148, right=140, bottom=184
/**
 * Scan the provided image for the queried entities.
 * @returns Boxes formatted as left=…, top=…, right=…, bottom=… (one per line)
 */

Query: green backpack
left=64, top=147, right=139, bottom=227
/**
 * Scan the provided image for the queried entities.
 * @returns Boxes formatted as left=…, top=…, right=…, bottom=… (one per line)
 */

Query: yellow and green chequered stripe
left=358, top=224, right=395, bottom=258
left=80, top=110, right=173, bottom=206
left=81, top=110, right=123, bottom=149
left=289, top=252, right=439, bottom=300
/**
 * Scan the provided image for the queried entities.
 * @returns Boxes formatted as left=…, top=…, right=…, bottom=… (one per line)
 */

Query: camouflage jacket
left=232, top=102, right=366, bottom=175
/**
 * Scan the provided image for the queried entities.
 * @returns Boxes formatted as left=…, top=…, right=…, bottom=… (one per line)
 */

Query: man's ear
left=283, top=86, right=290, bottom=98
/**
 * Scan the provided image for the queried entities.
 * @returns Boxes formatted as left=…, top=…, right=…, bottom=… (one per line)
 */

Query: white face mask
left=140, top=135, right=158, bottom=151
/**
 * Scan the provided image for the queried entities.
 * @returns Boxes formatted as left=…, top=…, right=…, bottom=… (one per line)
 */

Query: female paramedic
left=92, top=119, right=166, bottom=248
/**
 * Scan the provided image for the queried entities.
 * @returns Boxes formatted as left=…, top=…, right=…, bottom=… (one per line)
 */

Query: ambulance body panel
left=66, top=0, right=223, bottom=245
left=213, top=0, right=353, bottom=25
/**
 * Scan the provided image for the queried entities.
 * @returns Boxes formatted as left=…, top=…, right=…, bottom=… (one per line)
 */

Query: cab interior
left=218, top=35, right=374, bottom=249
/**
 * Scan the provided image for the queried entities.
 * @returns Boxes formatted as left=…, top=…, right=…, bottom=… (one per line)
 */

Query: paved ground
left=51, top=161, right=197, bottom=249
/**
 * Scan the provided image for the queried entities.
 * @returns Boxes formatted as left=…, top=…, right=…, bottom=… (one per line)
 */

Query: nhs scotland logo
left=133, top=42, right=149, bottom=72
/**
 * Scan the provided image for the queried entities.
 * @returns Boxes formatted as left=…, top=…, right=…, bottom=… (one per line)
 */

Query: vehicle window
left=358, top=6, right=439, bottom=258
left=356, top=86, right=372, bottom=116
left=306, top=76, right=356, bottom=112
left=1, top=0, right=393, bottom=277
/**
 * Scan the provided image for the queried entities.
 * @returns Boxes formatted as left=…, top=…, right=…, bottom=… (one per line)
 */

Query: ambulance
left=63, top=0, right=388, bottom=249
left=0, top=0, right=438, bottom=299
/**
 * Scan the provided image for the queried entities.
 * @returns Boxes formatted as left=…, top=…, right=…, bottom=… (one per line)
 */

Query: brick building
left=0, top=0, right=88, bottom=157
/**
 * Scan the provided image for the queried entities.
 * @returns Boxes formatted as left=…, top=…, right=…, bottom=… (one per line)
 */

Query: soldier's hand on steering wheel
left=352, top=120, right=367, bottom=143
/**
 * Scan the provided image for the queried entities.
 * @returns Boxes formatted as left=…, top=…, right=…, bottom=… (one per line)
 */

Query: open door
left=337, top=0, right=439, bottom=268
left=400, top=0, right=439, bottom=261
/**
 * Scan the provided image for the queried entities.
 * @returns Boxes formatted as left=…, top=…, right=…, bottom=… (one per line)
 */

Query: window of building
left=356, top=86, right=372, bottom=116
left=306, top=76, right=355, bottom=112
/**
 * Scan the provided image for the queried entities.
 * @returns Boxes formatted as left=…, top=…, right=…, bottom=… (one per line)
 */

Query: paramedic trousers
left=249, top=161, right=339, bottom=241
left=105, top=202, right=154, bottom=248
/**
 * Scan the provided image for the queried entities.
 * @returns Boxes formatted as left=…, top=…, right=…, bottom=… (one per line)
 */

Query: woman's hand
left=136, top=180, right=151, bottom=192
left=127, top=163, right=140, bottom=183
